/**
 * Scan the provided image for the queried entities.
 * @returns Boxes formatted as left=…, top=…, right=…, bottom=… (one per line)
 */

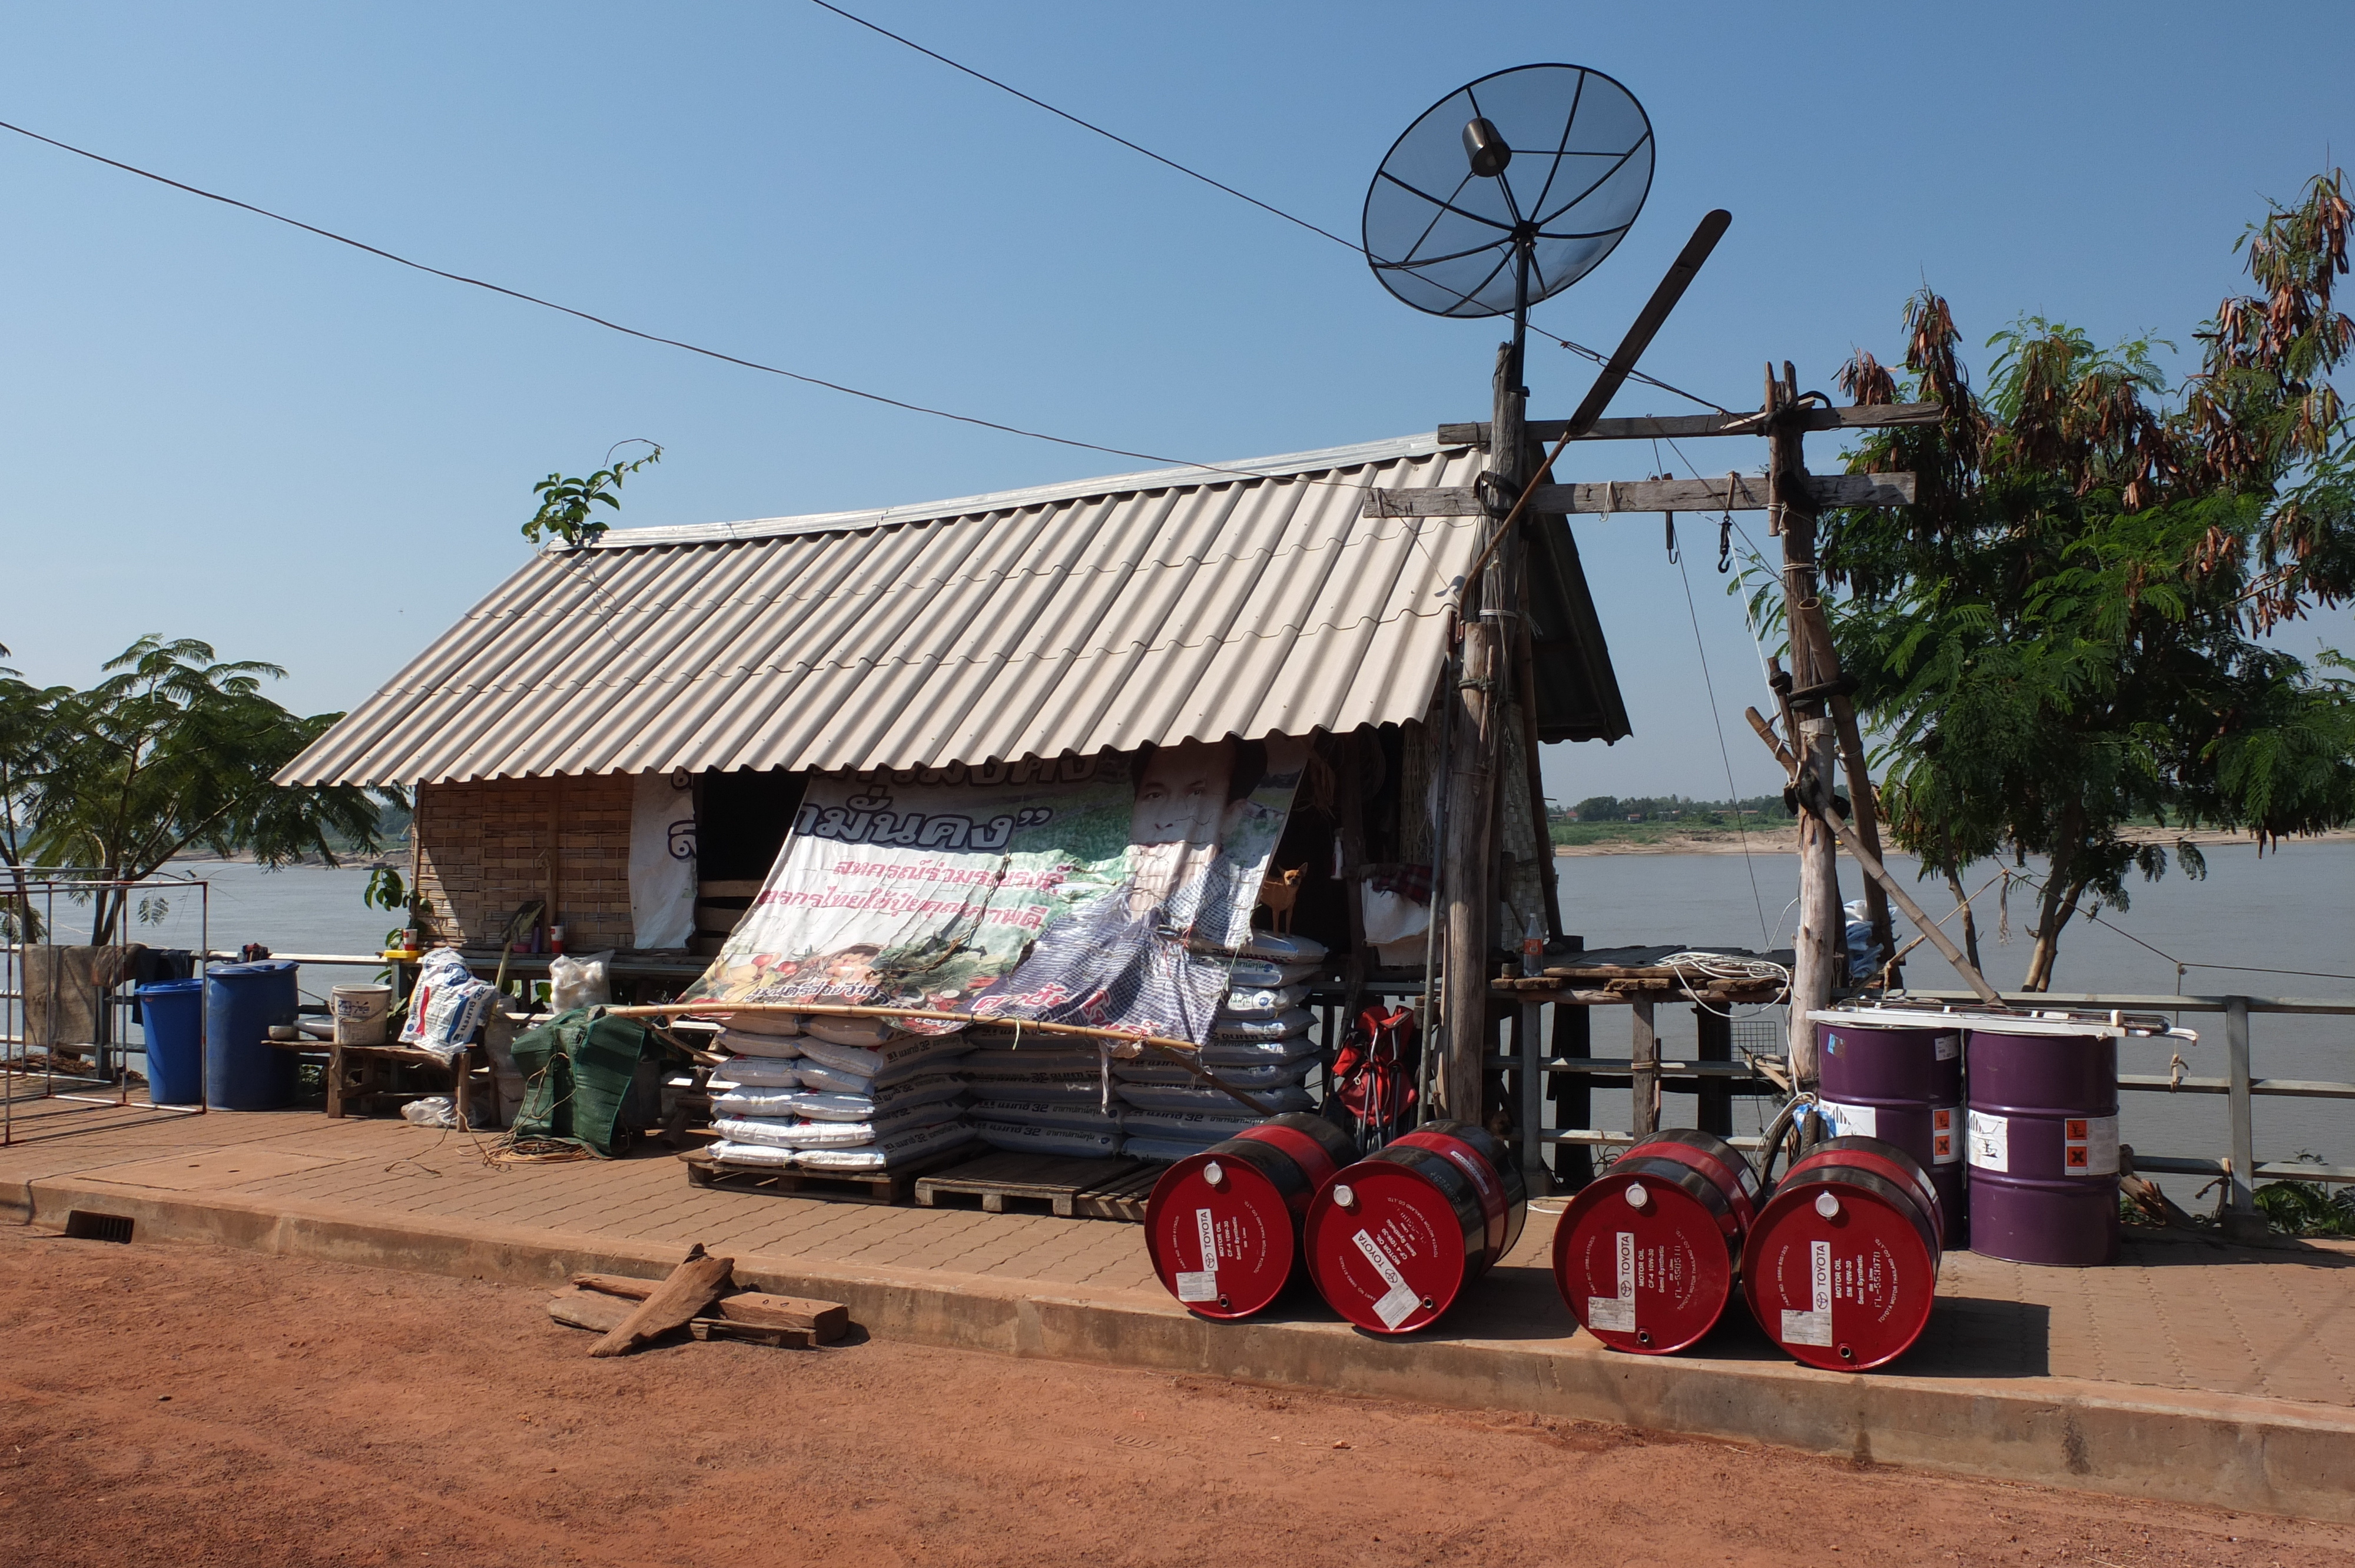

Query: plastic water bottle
left=1521, top=912, right=1545, bottom=976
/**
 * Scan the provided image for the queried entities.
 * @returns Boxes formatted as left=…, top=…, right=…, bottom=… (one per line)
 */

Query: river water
left=88, top=845, right=2355, bottom=1181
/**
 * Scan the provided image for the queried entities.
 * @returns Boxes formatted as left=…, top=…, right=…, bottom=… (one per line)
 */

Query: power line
left=0, top=117, right=1230, bottom=474
left=808, top=0, right=1734, bottom=416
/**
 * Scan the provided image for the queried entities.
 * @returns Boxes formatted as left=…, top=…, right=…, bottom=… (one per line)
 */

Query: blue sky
left=5, top=1, right=2350, bottom=802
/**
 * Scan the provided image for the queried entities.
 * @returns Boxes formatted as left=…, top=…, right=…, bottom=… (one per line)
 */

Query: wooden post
left=1335, top=730, right=1371, bottom=1031
left=1518, top=1000, right=1546, bottom=1188
left=1770, top=362, right=1840, bottom=1087
left=1830, top=696, right=1894, bottom=964
left=1437, top=343, right=1517, bottom=1122
left=1629, top=995, right=1659, bottom=1138
left=1548, top=939, right=1592, bottom=1188
left=1694, top=1004, right=1733, bottom=1136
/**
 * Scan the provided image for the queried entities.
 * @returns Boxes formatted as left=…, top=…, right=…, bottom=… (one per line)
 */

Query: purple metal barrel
left=1809, top=1009, right=1966, bottom=1247
left=1964, top=1021, right=2121, bottom=1267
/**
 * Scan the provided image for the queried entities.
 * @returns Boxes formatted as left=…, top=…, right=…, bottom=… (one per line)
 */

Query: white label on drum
left=1354, top=1228, right=1421, bottom=1329
left=1780, top=1238, right=1835, bottom=1347
left=2063, top=1114, right=2120, bottom=1177
left=1930, top=1105, right=1961, bottom=1165
left=1934, top=1033, right=1961, bottom=1061
left=1174, top=1270, right=1219, bottom=1303
left=1967, top=1109, right=2009, bottom=1172
left=1819, top=1099, right=1876, bottom=1139
left=1195, top=1207, right=1219, bottom=1267
left=1587, top=1230, right=1638, bottom=1333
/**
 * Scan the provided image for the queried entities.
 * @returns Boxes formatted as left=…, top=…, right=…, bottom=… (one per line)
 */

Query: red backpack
left=1329, top=1005, right=1418, bottom=1137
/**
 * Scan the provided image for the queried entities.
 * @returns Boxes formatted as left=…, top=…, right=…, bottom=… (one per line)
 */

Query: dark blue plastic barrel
left=205, top=961, right=300, bottom=1110
left=137, top=979, right=205, bottom=1105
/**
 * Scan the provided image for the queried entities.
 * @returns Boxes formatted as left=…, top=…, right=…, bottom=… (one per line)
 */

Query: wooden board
left=1436, top=401, right=1944, bottom=446
left=572, top=1274, right=849, bottom=1341
left=679, top=1138, right=979, bottom=1206
left=1364, top=472, right=1916, bottom=519
left=688, top=1317, right=822, bottom=1350
left=914, top=1151, right=1148, bottom=1219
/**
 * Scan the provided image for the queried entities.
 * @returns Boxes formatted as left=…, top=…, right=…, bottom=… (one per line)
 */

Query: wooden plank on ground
left=588, top=1243, right=734, bottom=1358
left=1365, top=472, right=1916, bottom=519
left=547, top=1285, right=635, bottom=1334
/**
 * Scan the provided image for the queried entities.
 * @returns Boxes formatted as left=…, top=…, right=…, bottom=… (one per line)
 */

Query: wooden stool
left=327, top=1038, right=485, bottom=1126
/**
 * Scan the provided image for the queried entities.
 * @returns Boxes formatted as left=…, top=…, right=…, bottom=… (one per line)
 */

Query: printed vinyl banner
left=685, top=739, right=1306, bottom=1044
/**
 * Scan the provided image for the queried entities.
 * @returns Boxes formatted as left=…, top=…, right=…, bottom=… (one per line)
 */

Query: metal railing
left=1491, top=987, right=2355, bottom=1228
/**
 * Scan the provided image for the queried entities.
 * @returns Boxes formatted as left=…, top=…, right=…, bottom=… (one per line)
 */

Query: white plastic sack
left=548, top=951, right=613, bottom=1013
left=802, top=1015, right=897, bottom=1048
left=628, top=770, right=698, bottom=949
left=974, top=1121, right=1121, bottom=1158
left=1117, top=1081, right=1312, bottom=1115
left=970, top=1099, right=1124, bottom=1134
left=1114, top=1060, right=1309, bottom=1089
left=399, top=951, right=494, bottom=1059
left=1123, top=1134, right=1231, bottom=1162
left=1217, top=984, right=1310, bottom=1019
left=1226, top=957, right=1324, bottom=990
left=712, top=1085, right=804, bottom=1116
left=1212, top=1008, right=1317, bottom=1042
left=723, top=1011, right=802, bottom=1037
left=1200, top=1034, right=1320, bottom=1066
left=796, top=1032, right=967, bottom=1082
left=792, top=1118, right=976, bottom=1171
left=1236, top=931, right=1327, bottom=965
left=712, top=1054, right=801, bottom=1086
left=716, top=1028, right=801, bottom=1059
left=1120, top=1107, right=1261, bottom=1140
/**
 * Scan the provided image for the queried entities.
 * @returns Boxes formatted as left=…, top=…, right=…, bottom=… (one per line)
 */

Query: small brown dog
left=1256, top=865, right=1305, bottom=933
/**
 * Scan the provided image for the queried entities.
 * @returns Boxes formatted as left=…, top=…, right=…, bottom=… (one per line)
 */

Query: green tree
left=1824, top=172, right=2355, bottom=989
left=21, top=637, right=393, bottom=942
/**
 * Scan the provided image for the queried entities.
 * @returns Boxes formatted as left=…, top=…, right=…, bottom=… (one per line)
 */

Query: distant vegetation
left=1547, top=795, right=1794, bottom=846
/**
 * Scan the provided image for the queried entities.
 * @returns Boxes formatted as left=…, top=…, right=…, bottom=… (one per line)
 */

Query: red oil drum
left=1144, top=1113, right=1358, bottom=1318
left=1302, top=1120, right=1527, bottom=1336
left=1552, top=1129, right=1762, bottom=1353
left=1742, top=1135, right=1942, bottom=1371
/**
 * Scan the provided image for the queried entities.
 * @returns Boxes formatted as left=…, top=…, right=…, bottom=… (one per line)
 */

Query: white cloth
left=628, top=770, right=698, bottom=949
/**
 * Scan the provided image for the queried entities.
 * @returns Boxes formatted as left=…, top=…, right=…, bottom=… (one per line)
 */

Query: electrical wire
left=807, top=0, right=1735, bottom=416
left=0, top=115, right=1366, bottom=487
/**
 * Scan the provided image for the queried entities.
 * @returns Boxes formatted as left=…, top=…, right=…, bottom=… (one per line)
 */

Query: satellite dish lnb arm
left=1560, top=208, right=1732, bottom=439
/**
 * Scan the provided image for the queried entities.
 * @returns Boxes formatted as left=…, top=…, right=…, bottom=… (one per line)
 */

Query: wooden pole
left=1628, top=994, right=1659, bottom=1138
left=1770, top=361, right=1840, bottom=1087
left=1437, top=343, right=1517, bottom=1122
left=1830, top=696, right=1894, bottom=962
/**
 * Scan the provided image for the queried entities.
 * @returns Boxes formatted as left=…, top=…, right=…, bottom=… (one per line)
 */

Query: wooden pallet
left=679, top=1137, right=978, bottom=1206
left=1069, top=1159, right=1167, bottom=1223
left=913, top=1151, right=1156, bottom=1220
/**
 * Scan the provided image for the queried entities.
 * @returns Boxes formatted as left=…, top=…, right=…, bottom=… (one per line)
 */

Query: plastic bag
left=400, top=1095, right=459, bottom=1128
left=548, top=951, right=613, bottom=1013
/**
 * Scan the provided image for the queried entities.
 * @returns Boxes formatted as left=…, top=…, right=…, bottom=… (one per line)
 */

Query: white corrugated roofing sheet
left=280, top=435, right=1609, bottom=786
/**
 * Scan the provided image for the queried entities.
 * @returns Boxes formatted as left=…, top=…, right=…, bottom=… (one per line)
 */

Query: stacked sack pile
left=1117, top=932, right=1326, bottom=1162
left=705, top=1012, right=977, bottom=1172
left=962, top=1024, right=1127, bottom=1160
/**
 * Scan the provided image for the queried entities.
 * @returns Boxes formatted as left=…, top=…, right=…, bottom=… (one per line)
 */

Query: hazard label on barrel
left=1587, top=1230, right=1637, bottom=1333
left=2062, top=1114, right=2120, bottom=1175
left=1930, top=1107, right=1959, bottom=1164
left=1353, top=1229, right=1420, bottom=1329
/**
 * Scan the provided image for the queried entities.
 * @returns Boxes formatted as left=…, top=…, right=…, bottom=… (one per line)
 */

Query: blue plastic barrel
left=137, top=979, right=206, bottom=1106
left=205, top=960, right=301, bottom=1110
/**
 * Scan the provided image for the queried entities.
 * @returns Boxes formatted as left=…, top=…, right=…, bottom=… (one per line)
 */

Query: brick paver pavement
left=4, top=1088, right=2349, bottom=1406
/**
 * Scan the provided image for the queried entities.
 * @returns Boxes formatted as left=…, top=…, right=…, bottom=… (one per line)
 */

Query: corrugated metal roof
left=280, top=435, right=1628, bottom=786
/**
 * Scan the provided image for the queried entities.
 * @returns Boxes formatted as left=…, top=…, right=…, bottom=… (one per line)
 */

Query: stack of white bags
left=1116, top=932, right=1326, bottom=1162
left=704, top=1013, right=976, bottom=1172
left=962, top=1023, right=1126, bottom=1159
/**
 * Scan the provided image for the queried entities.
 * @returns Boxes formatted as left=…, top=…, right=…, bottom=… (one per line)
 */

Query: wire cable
left=807, top=0, right=1734, bottom=415
left=0, top=116, right=1295, bottom=477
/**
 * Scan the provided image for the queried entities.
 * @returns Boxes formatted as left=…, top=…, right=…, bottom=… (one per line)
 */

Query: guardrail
left=1490, top=986, right=2355, bottom=1231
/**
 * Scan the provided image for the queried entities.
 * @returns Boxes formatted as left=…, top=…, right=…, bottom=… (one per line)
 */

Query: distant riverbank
left=1553, top=825, right=2355, bottom=856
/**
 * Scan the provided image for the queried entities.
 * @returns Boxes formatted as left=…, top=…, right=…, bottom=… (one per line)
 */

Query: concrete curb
left=24, top=1172, right=2354, bottom=1523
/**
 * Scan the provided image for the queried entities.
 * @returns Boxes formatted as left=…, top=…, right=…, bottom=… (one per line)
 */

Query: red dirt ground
left=1, top=1228, right=2347, bottom=1568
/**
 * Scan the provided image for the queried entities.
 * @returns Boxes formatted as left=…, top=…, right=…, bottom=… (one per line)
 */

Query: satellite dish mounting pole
left=1435, top=234, right=1534, bottom=1128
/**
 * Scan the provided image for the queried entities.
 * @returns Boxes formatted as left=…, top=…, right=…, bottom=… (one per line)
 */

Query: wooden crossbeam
left=1435, top=401, right=1942, bottom=447
left=1364, top=471, right=1915, bottom=518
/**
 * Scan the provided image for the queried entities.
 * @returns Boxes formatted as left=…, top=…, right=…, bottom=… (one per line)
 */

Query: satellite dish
left=1363, top=64, right=1654, bottom=327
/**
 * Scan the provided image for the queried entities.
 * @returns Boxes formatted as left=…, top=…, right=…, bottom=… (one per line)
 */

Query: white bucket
left=330, top=984, right=394, bottom=1045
